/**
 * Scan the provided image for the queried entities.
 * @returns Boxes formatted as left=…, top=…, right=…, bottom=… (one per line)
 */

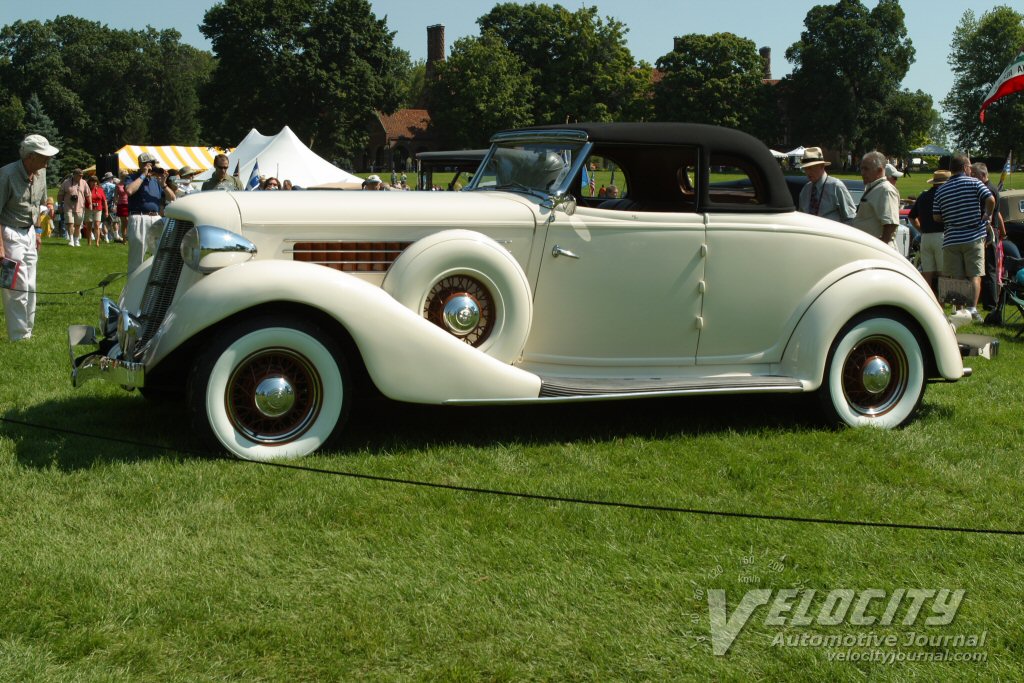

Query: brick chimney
left=759, top=46, right=772, bottom=80
left=426, top=24, right=445, bottom=81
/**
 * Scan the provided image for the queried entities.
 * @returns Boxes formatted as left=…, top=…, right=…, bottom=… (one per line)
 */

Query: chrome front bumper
left=68, top=324, right=145, bottom=389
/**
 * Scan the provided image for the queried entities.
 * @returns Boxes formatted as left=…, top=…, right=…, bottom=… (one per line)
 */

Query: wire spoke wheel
left=840, top=335, right=908, bottom=416
left=819, top=314, right=926, bottom=429
left=226, top=348, right=322, bottom=444
left=424, top=275, right=494, bottom=347
left=189, top=318, right=349, bottom=461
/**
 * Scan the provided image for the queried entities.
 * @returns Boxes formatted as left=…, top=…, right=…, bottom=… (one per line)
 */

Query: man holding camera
left=125, top=152, right=175, bottom=273
left=57, top=168, right=89, bottom=247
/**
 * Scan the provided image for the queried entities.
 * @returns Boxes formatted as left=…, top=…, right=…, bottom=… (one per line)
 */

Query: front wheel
left=818, top=314, right=926, bottom=428
left=188, top=317, right=350, bottom=460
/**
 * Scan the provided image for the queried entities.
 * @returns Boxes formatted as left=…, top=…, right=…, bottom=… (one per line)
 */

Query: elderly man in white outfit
left=0, top=134, right=59, bottom=341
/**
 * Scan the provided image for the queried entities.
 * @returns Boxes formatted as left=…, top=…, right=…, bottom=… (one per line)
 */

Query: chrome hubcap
left=254, top=376, right=295, bottom=417
left=861, top=356, right=892, bottom=394
left=442, top=293, right=480, bottom=337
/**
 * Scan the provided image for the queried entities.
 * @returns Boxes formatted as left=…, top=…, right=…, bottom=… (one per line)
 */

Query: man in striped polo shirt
left=933, top=154, right=995, bottom=323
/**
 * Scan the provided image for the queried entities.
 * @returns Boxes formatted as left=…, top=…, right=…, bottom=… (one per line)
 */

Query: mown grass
left=1, top=236, right=1023, bottom=680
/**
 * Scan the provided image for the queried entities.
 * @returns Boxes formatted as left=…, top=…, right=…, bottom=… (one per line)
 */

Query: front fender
left=143, top=260, right=541, bottom=403
left=780, top=268, right=963, bottom=388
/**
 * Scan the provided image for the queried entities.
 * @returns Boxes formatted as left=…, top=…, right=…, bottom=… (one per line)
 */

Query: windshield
left=468, top=132, right=589, bottom=197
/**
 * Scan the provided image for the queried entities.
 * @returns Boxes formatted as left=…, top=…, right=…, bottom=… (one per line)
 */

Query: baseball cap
left=20, top=134, right=59, bottom=157
left=138, top=152, right=157, bottom=164
left=884, top=163, right=904, bottom=179
left=366, top=174, right=382, bottom=184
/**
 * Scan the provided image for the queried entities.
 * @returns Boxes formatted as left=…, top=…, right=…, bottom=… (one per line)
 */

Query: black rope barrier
left=2, top=415, right=1022, bottom=537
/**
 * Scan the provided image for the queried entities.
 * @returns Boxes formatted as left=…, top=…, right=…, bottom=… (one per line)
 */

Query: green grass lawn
left=1, top=236, right=1023, bottom=680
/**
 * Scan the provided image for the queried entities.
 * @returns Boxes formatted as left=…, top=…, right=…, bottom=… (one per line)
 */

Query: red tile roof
left=378, top=109, right=434, bottom=141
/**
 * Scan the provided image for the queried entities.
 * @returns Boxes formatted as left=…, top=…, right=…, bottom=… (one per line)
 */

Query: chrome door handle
left=551, top=245, right=579, bottom=259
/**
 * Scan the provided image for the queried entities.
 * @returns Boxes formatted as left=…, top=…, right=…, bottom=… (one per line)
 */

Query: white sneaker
left=969, top=308, right=983, bottom=323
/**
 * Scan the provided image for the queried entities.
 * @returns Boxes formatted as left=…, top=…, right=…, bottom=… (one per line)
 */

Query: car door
left=522, top=207, right=706, bottom=369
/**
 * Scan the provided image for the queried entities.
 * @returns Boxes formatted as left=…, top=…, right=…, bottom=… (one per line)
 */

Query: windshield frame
left=467, top=129, right=592, bottom=200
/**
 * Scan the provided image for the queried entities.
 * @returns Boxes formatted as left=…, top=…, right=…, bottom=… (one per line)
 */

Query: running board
left=538, top=375, right=804, bottom=399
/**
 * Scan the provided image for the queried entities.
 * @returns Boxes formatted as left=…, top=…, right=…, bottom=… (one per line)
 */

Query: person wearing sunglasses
left=201, top=153, right=243, bottom=192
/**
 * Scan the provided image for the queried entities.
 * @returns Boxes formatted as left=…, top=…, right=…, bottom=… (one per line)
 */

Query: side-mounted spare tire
left=383, top=230, right=533, bottom=364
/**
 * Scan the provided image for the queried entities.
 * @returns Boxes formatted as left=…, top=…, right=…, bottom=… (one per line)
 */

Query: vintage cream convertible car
left=69, top=123, right=968, bottom=460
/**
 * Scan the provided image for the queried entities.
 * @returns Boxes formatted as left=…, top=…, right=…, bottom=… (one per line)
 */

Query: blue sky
left=0, top=1, right=1008, bottom=116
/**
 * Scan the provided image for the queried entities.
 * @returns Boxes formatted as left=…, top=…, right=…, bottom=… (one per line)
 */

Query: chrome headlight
left=180, top=225, right=257, bottom=274
left=98, top=296, right=120, bottom=340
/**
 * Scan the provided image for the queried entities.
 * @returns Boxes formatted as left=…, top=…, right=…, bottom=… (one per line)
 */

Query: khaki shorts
left=943, top=238, right=985, bottom=278
left=86, top=209, right=103, bottom=222
left=919, top=232, right=944, bottom=272
left=64, top=211, right=83, bottom=227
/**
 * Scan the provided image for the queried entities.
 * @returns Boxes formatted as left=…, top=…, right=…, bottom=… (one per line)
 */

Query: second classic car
left=69, top=123, right=967, bottom=460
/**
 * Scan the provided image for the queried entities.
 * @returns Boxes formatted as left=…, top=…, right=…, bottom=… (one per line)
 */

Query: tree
left=428, top=34, right=535, bottom=148
left=873, top=89, right=939, bottom=161
left=0, top=17, right=211, bottom=161
left=653, top=33, right=772, bottom=135
left=402, top=59, right=428, bottom=109
left=22, top=92, right=66, bottom=178
left=941, top=6, right=1024, bottom=155
left=0, top=87, right=25, bottom=164
left=200, top=0, right=408, bottom=161
left=477, top=3, right=647, bottom=123
left=783, top=0, right=915, bottom=156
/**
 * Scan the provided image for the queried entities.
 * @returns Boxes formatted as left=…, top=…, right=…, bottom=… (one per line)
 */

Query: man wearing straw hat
left=797, top=147, right=855, bottom=224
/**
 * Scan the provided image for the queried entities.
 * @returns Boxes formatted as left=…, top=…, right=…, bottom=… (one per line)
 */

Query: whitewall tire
left=384, top=230, right=532, bottom=363
left=818, top=314, right=926, bottom=429
left=188, top=317, right=349, bottom=460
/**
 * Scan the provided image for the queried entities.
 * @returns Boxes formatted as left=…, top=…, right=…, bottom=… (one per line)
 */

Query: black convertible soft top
left=501, top=122, right=794, bottom=212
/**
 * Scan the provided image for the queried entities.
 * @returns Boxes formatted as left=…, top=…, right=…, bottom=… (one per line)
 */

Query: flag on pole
left=581, top=164, right=594, bottom=196
left=980, top=49, right=1024, bottom=122
left=246, top=161, right=260, bottom=191
left=232, top=160, right=239, bottom=177
left=998, top=149, right=1013, bottom=192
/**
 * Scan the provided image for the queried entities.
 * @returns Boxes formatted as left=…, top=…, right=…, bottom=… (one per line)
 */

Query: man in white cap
left=797, top=147, right=855, bottom=224
left=361, top=174, right=384, bottom=191
left=125, top=152, right=175, bottom=273
left=884, top=162, right=903, bottom=186
left=0, top=134, right=59, bottom=340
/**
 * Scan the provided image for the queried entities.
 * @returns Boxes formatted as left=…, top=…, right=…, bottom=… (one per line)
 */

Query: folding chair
left=984, top=255, right=1024, bottom=334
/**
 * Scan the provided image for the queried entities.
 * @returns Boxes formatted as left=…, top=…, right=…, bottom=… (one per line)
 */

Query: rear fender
left=780, top=268, right=962, bottom=388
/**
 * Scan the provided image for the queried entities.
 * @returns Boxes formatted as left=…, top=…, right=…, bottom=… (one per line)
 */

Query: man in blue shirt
left=933, top=154, right=995, bottom=322
left=100, top=172, right=119, bottom=243
left=125, top=152, right=175, bottom=273
left=798, top=147, right=856, bottom=224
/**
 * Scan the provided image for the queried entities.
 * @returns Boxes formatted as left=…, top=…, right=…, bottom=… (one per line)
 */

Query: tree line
left=1, top=0, right=1021, bottom=182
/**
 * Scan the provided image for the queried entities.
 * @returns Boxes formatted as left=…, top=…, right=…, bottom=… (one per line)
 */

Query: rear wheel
left=818, top=314, right=926, bottom=428
left=188, top=316, right=349, bottom=460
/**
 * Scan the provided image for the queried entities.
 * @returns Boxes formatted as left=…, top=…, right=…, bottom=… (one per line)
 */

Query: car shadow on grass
left=4, top=393, right=200, bottom=470
left=334, top=392, right=826, bottom=455
left=6, top=390, right=828, bottom=470
left=6, top=387, right=951, bottom=468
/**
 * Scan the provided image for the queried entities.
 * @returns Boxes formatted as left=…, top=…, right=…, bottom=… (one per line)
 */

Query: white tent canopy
left=197, top=125, right=361, bottom=188
left=768, top=149, right=786, bottom=159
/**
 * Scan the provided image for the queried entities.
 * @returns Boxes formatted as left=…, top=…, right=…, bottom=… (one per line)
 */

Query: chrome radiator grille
left=136, top=218, right=194, bottom=355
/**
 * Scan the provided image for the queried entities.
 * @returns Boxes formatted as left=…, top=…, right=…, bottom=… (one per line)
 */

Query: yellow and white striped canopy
left=115, top=145, right=232, bottom=173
